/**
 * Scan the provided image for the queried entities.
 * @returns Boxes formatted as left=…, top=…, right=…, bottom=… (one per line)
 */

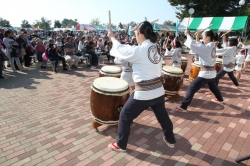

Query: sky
left=1, top=0, right=178, bottom=27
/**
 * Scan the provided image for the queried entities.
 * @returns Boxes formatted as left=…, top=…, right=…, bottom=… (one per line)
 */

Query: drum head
left=193, top=61, right=200, bottom=67
left=101, top=66, right=121, bottom=74
left=92, top=77, right=129, bottom=93
left=181, top=57, right=187, bottom=62
left=162, top=66, right=183, bottom=74
left=216, top=58, right=222, bottom=63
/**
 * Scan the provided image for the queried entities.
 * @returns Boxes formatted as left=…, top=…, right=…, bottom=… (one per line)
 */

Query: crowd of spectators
left=0, top=26, right=183, bottom=78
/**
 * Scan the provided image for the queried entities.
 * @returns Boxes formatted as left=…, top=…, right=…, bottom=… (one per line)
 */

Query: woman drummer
left=164, top=37, right=182, bottom=68
left=107, top=21, right=176, bottom=152
left=174, top=30, right=224, bottom=112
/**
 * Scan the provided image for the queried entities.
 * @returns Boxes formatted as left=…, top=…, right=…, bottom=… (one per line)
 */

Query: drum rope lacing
left=90, top=110, right=118, bottom=125
left=165, top=90, right=180, bottom=95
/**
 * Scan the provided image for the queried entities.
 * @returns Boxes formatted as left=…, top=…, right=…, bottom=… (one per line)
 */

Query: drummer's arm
left=216, top=47, right=232, bottom=56
left=164, top=49, right=175, bottom=56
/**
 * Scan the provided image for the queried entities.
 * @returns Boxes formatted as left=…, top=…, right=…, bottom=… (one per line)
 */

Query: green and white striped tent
left=179, top=16, right=248, bottom=31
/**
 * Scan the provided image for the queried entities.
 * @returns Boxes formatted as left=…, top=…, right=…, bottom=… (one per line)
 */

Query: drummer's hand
left=185, top=30, right=190, bottom=36
left=133, top=26, right=138, bottom=32
left=194, top=31, right=201, bottom=37
left=108, top=30, right=116, bottom=41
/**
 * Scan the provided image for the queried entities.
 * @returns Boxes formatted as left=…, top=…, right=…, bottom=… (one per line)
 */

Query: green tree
left=163, top=20, right=176, bottom=27
left=21, top=20, right=31, bottom=28
left=68, top=19, right=78, bottom=27
left=90, top=18, right=101, bottom=26
left=0, top=18, right=11, bottom=27
left=61, top=18, right=70, bottom=28
left=54, top=20, right=62, bottom=28
left=127, top=21, right=137, bottom=27
left=33, top=17, right=51, bottom=30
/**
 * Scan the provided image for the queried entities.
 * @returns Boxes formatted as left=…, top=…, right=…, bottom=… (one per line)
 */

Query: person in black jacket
left=47, top=44, right=68, bottom=73
left=86, top=41, right=98, bottom=68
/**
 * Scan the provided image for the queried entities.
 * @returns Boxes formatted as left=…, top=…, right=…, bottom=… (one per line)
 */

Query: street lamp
left=239, top=0, right=245, bottom=15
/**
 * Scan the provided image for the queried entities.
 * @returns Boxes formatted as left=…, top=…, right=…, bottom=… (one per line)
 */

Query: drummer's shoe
left=108, top=143, right=126, bottom=152
left=174, top=107, right=187, bottom=113
left=163, top=136, right=174, bottom=148
left=211, top=98, right=224, bottom=104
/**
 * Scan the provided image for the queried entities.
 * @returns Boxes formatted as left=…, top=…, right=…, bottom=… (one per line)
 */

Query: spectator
left=64, top=37, right=80, bottom=68
left=35, top=39, right=46, bottom=69
left=47, top=44, right=68, bottom=73
left=3, top=30, right=23, bottom=72
left=86, top=41, right=98, bottom=68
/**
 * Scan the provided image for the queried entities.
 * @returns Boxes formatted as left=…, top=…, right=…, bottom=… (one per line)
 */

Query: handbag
left=20, top=47, right=26, bottom=56
left=0, top=51, right=9, bottom=61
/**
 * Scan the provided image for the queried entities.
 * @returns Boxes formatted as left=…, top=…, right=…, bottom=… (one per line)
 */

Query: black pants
left=50, top=56, right=67, bottom=69
left=180, top=77, right=223, bottom=110
left=117, top=92, right=176, bottom=150
left=106, top=53, right=114, bottom=61
left=215, top=69, right=239, bottom=86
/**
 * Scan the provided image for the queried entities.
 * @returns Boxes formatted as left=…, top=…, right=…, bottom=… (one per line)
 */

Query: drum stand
left=92, top=121, right=118, bottom=132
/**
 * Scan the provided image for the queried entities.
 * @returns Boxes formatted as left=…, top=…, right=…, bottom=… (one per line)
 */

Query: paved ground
left=0, top=56, right=250, bottom=166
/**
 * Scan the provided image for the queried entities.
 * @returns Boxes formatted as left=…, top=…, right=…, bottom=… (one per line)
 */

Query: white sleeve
left=164, top=49, right=175, bottom=56
left=114, top=57, right=124, bottom=64
left=190, top=41, right=212, bottom=57
left=184, top=35, right=193, bottom=48
left=110, top=40, right=139, bottom=63
left=216, top=47, right=234, bottom=56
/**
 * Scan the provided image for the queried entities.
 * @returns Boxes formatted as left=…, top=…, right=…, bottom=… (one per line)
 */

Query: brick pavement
left=0, top=56, right=250, bottom=166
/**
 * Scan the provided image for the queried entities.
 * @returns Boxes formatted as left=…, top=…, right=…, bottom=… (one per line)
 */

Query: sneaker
left=72, top=65, right=78, bottom=69
left=211, top=98, right=224, bottom=104
left=63, top=68, right=68, bottom=71
left=163, top=137, right=175, bottom=148
left=108, top=143, right=126, bottom=152
left=53, top=69, right=58, bottom=73
left=174, top=107, right=187, bottom=113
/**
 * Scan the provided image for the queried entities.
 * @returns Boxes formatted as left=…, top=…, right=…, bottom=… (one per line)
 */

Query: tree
left=54, top=20, right=62, bottom=28
left=168, top=0, right=250, bottom=21
left=127, top=21, right=137, bottom=27
left=68, top=19, right=78, bottom=27
left=0, top=18, right=11, bottom=27
left=33, top=17, right=51, bottom=30
left=90, top=18, right=101, bottom=26
left=163, top=20, right=176, bottom=27
left=61, top=18, right=78, bottom=28
left=21, top=20, right=31, bottom=28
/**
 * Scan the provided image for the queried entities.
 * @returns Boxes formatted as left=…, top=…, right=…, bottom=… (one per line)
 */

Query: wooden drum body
left=99, top=66, right=122, bottom=78
left=215, top=58, right=223, bottom=73
left=189, top=61, right=200, bottom=82
left=90, top=77, right=130, bottom=129
left=162, top=66, right=183, bottom=97
left=181, top=57, right=187, bottom=72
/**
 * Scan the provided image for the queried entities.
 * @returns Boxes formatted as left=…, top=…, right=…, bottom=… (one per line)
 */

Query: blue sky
left=2, top=0, right=178, bottom=27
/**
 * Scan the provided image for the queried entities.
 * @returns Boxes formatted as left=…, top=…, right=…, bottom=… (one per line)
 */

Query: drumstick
left=186, top=16, right=191, bottom=30
left=198, top=24, right=213, bottom=32
left=130, top=19, right=159, bottom=32
left=150, top=19, right=159, bottom=24
left=108, top=10, right=111, bottom=31
left=220, top=28, right=233, bottom=37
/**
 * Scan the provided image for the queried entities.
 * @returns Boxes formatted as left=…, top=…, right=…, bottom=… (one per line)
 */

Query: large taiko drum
left=99, top=66, right=122, bottom=78
left=90, top=77, right=130, bottom=129
left=181, top=57, right=188, bottom=72
left=162, top=66, right=183, bottom=96
left=189, top=61, right=200, bottom=82
left=215, top=58, right=223, bottom=73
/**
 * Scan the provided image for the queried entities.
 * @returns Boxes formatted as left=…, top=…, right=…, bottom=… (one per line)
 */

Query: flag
left=153, top=23, right=156, bottom=30
left=145, top=17, right=147, bottom=21
left=175, top=20, right=179, bottom=36
left=128, top=26, right=132, bottom=36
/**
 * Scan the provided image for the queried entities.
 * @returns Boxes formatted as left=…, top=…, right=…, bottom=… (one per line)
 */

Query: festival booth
left=179, top=16, right=248, bottom=32
left=75, top=24, right=96, bottom=31
left=153, top=24, right=169, bottom=31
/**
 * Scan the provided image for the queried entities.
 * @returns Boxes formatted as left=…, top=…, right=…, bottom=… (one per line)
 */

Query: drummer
left=107, top=21, right=176, bottom=152
left=214, top=37, right=239, bottom=89
left=238, top=39, right=250, bottom=72
left=174, top=30, right=224, bottom=112
left=164, top=37, right=182, bottom=68
left=114, top=57, right=135, bottom=90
